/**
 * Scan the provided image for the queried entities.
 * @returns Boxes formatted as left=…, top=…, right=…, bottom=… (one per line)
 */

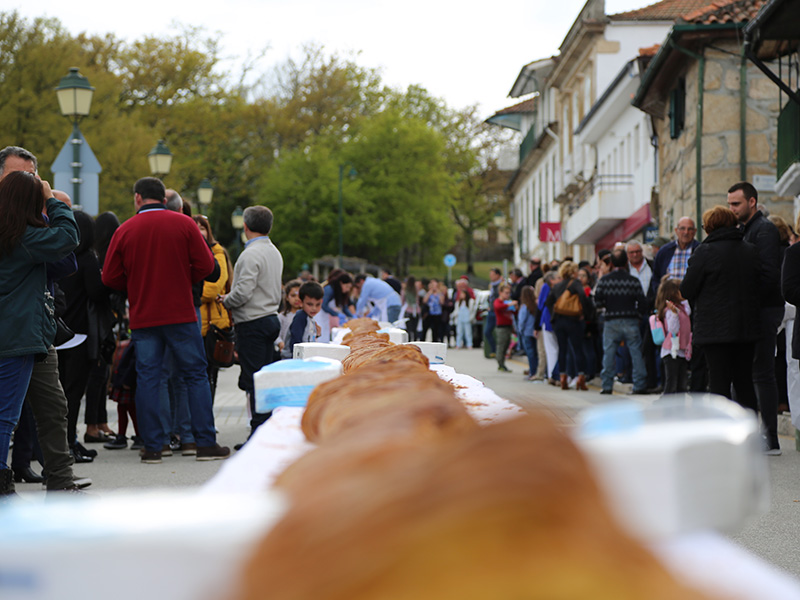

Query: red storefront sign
left=539, top=222, right=562, bottom=242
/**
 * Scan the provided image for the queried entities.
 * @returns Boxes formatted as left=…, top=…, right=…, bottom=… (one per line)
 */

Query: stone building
left=633, top=0, right=793, bottom=233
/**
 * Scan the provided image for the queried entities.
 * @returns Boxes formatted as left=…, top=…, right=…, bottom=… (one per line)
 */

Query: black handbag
left=204, top=302, right=235, bottom=368
left=54, top=317, right=75, bottom=347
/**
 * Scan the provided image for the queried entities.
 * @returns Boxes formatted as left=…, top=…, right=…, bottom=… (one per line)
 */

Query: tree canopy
left=0, top=11, right=510, bottom=277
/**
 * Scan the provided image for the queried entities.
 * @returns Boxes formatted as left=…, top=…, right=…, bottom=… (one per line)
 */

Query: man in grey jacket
left=221, top=206, right=283, bottom=434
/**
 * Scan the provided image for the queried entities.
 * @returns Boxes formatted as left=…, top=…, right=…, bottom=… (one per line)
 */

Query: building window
left=669, top=78, right=686, bottom=139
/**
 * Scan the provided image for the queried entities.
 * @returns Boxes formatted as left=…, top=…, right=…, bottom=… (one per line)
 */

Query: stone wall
left=655, top=38, right=793, bottom=234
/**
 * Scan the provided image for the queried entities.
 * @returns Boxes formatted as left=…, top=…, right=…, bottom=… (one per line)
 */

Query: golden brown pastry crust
left=301, top=362, right=466, bottom=443
left=240, top=415, right=718, bottom=600
left=341, top=343, right=429, bottom=374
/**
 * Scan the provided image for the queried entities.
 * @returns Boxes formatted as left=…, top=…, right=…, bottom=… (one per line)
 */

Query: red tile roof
left=493, top=97, right=537, bottom=115
left=679, top=0, right=766, bottom=23
left=610, top=0, right=710, bottom=20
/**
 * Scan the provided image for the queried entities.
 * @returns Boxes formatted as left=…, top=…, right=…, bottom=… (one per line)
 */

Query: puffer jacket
left=200, top=242, right=231, bottom=336
left=680, top=226, right=761, bottom=345
left=0, top=198, right=79, bottom=358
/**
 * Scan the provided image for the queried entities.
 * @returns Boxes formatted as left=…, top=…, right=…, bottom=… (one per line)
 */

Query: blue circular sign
left=443, top=253, right=457, bottom=268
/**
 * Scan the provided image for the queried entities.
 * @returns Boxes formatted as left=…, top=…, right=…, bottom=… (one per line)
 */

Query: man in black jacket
left=594, top=249, right=648, bottom=395
left=728, top=181, right=784, bottom=455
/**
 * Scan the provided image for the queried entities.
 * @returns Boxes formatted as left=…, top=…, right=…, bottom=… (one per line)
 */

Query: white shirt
left=629, top=260, right=652, bottom=295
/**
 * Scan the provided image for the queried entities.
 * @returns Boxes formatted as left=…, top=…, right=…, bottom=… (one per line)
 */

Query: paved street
left=13, top=347, right=800, bottom=579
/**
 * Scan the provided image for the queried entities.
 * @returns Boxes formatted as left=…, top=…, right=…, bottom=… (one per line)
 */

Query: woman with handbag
left=545, top=261, right=591, bottom=391
left=195, top=216, right=233, bottom=401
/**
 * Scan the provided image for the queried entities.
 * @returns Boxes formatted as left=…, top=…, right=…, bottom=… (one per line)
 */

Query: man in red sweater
left=103, top=177, right=230, bottom=463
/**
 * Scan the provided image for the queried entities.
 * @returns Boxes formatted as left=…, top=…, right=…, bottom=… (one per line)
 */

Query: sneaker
left=180, top=442, right=197, bottom=456
left=104, top=434, right=127, bottom=450
left=73, top=476, right=92, bottom=489
left=600, top=389, right=613, bottom=395
left=763, top=436, right=782, bottom=456
left=497, top=366, right=511, bottom=373
left=169, top=435, right=182, bottom=452
left=140, top=450, right=162, bottom=464
left=196, top=444, right=231, bottom=461
left=130, top=436, right=144, bottom=450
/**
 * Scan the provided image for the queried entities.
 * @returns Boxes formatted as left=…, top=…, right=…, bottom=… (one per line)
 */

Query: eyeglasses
left=677, top=227, right=696, bottom=232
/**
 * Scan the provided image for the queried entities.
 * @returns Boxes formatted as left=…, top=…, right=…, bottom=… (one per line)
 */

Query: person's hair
left=497, top=283, right=510, bottom=294
left=625, top=240, right=642, bottom=251
left=529, top=256, right=541, bottom=265
left=134, top=177, right=166, bottom=202
left=354, top=273, right=368, bottom=286
left=655, top=277, right=683, bottom=323
left=0, top=146, right=37, bottom=175
left=769, top=215, right=794, bottom=245
left=165, top=189, right=183, bottom=212
left=193, top=215, right=217, bottom=244
left=543, top=271, right=559, bottom=285
left=702, top=205, right=737, bottom=233
left=578, top=266, right=593, bottom=287
left=73, top=210, right=96, bottom=256
left=243, top=205, right=273, bottom=234
left=281, top=279, right=303, bottom=315
left=728, top=181, right=758, bottom=203
left=181, top=199, right=192, bottom=216
left=490, top=267, right=502, bottom=276
left=541, top=262, right=551, bottom=274
left=329, top=270, right=353, bottom=307
left=94, top=211, right=120, bottom=265
left=0, top=171, right=47, bottom=259
left=520, top=285, right=536, bottom=313
left=299, top=280, right=324, bottom=301
left=558, top=260, right=578, bottom=280
left=610, top=249, right=628, bottom=268
left=512, top=268, right=523, bottom=278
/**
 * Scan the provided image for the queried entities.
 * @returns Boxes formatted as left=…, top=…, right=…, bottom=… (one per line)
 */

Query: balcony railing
left=777, top=99, right=800, bottom=181
left=566, top=174, right=633, bottom=216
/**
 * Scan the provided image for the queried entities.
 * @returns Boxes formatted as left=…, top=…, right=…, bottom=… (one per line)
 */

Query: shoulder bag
left=204, top=302, right=236, bottom=368
left=553, top=282, right=583, bottom=318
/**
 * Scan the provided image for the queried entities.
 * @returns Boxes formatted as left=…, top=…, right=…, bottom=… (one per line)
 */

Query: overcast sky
left=10, top=0, right=652, bottom=117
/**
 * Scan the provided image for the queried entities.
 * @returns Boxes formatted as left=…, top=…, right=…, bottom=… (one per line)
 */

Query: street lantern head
left=56, top=67, right=94, bottom=118
left=231, top=205, right=245, bottom=230
left=148, top=139, right=173, bottom=177
left=198, top=178, right=214, bottom=207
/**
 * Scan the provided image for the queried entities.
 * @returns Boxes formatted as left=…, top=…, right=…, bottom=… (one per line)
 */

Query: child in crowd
left=286, top=281, right=324, bottom=358
left=655, top=278, right=692, bottom=394
left=518, top=285, right=539, bottom=381
left=493, top=283, right=517, bottom=373
left=278, top=280, right=303, bottom=359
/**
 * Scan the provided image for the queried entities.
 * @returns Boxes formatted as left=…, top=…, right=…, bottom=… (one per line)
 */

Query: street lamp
left=148, top=140, right=173, bottom=178
left=55, top=67, right=94, bottom=209
left=197, top=178, right=213, bottom=214
left=338, top=163, right=357, bottom=268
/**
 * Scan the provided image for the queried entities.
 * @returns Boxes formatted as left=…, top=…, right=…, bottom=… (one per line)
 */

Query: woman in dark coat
left=545, top=260, right=593, bottom=391
left=680, top=206, right=760, bottom=409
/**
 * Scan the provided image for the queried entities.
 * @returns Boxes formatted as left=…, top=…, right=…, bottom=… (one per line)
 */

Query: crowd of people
left=475, top=181, right=794, bottom=456
left=1, top=156, right=795, bottom=501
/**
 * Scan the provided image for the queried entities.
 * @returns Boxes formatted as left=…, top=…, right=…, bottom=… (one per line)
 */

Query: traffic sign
left=443, top=254, right=457, bottom=268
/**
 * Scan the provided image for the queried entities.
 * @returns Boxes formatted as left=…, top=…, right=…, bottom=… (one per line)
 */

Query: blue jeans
left=522, top=335, right=538, bottom=376
left=132, top=322, right=217, bottom=452
left=159, top=347, right=195, bottom=445
left=387, top=305, right=401, bottom=323
left=553, top=318, right=586, bottom=376
left=483, top=312, right=497, bottom=355
left=0, top=355, right=34, bottom=469
left=602, top=318, right=647, bottom=391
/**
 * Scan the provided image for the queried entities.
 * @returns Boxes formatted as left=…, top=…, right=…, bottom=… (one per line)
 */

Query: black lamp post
left=55, top=67, right=94, bottom=209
